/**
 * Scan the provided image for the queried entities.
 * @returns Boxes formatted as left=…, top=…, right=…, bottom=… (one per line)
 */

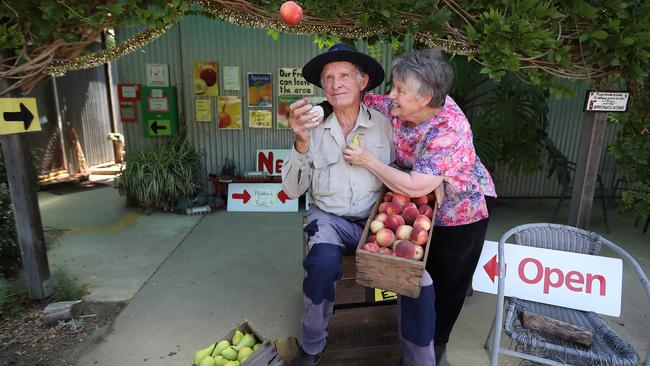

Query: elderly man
left=282, top=44, right=437, bottom=366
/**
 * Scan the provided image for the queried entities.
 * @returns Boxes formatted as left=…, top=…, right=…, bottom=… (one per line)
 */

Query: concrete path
left=39, top=184, right=649, bottom=365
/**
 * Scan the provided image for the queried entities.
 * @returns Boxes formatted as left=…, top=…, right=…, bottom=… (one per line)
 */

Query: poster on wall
left=249, top=109, right=273, bottom=128
left=194, top=61, right=219, bottom=96
left=277, top=95, right=301, bottom=129
left=146, top=64, right=169, bottom=86
left=248, top=73, right=272, bottom=107
left=278, top=68, right=313, bottom=96
left=119, top=101, right=138, bottom=123
left=195, top=98, right=212, bottom=122
left=218, top=96, right=242, bottom=129
left=223, top=66, right=241, bottom=91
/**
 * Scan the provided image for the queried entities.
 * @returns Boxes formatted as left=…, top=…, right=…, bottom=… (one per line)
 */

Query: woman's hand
left=343, top=140, right=373, bottom=168
left=289, top=98, right=323, bottom=153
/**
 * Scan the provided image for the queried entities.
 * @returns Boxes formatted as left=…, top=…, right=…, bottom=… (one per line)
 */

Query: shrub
left=0, top=149, right=21, bottom=278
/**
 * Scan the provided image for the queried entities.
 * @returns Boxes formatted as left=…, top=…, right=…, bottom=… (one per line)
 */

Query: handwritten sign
left=278, top=68, right=313, bottom=96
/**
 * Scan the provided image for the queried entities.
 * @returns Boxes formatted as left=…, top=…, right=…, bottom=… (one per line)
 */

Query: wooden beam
left=1, top=77, right=52, bottom=300
left=521, top=311, right=592, bottom=348
left=568, top=111, right=608, bottom=229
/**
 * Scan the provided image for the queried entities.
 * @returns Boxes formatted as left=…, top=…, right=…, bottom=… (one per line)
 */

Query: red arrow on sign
left=483, top=254, right=500, bottom=283
left=277, top=190, right=290, bottom=203
left=232, top=190, right=251, bottom=204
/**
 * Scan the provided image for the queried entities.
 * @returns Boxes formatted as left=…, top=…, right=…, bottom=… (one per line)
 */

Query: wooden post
left=0, top=78, right=52, bottom=300
left=567, top=111, right=608, bottom=229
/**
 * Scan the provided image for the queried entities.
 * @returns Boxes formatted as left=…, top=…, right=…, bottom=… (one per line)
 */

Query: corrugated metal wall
left=116, top=15, right=621, bottom=197
left=492, top=82, right=621, bottom=197
left=55, top=61, right=115, bottom=168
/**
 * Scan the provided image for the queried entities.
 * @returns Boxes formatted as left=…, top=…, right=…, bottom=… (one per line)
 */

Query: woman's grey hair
left=392, top=48, right=453, bottom=108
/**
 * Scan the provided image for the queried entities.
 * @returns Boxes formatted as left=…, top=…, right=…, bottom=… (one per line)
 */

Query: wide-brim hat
left=302, top=43, right=385, bottom=91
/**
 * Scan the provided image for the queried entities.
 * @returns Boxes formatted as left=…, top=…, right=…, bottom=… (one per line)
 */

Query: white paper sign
left=227, top=183, right=298, bottom=212
left=584, top=91, right=630, bottom=112
left=472, top=241, right=622, bottom=316
left=146, top=64, right=169, bottom=86
left=223, top=66, right=241, bottom=91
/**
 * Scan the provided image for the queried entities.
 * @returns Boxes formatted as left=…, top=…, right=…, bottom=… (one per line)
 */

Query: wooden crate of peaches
left=355, top=190, right=436, bottom=299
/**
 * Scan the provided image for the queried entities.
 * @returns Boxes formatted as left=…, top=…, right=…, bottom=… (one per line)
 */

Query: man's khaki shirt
left=282, top=104, right=393, bottom=218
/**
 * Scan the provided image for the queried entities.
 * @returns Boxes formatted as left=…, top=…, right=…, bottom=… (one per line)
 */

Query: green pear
left=221, top=346, right=238, bottom=361
left=231, top=330, right=244, bottom=346
left=233, top=334, right=256, bottom=351
left=237, top=346, right=253, bottom=362
left=212, top=340, right=230, bottom=357
left=252, top=343, right=262, bottom=352
left=199, top=356, right=216, bottom=366
left=214, top=355, right=227, bottom=366
left=194, top=343, right=216, bottom=365
left=224, top=361, right=239, bottom=366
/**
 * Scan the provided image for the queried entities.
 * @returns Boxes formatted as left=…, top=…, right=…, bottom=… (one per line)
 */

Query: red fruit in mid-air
left=279, top=1, right=303, bottom=26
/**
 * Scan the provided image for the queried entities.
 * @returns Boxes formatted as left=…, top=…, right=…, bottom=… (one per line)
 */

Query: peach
left=409, top=227, right=429, bottom=246
left=383, top=191, right=394, bottom=202
left=392, top=193, right=410, bottom=207
left=412, top=196, right=429, bottom=206
left=401, top=206, right=419, bottom=225
left=279, top=1, right=303, bottom=26
left=362, top=242, right=380, bottom=253
left=369, top=219, right=384, bottom=234
left=418, top=205, right=433, bottom=220
left=412, top=245, right=424, bottom=260
left=384, top=214, right=405, bottom=232
left=413, top=215, right=432, bottom=232
left=378, top=247, right=391, bottom=255
left=375, top=228, right=395, bottom=247
left=378, top=202, right=390, bottom=214
left=394, top=240, right=416, bottom=259
left=396, top=225, right=413, bottom=240
left=385, top=202, right=403, bottom=216
left=374, top=212, right=388, bottom=222
left=427, top=192, right=437, bottom=206
left=367, top=234, right=376, bottom=243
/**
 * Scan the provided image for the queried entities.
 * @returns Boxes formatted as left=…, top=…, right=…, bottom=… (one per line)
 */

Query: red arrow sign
left=277, top=190, right=290, bottom=203
left=232, top=190, right=251, bottom=204
left=483, top=254, right=499, bottom=283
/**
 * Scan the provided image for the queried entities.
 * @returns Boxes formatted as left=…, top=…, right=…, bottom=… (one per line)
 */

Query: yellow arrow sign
left=0, top=98, right=41, bottom=135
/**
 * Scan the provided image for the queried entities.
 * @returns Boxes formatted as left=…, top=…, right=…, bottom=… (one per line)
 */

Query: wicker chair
left=486, top=223, right=650, bottom=365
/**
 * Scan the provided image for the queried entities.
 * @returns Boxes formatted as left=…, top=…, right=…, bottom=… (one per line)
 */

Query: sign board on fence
left=472, top=240, right=622, bottom=316
left=227, top=183, right=298, bottom=212
left=584, top=91, right=630, bottom=112
left=257, top=149, right=291, bottom=176
left=0, top=98, right=41, bottom=135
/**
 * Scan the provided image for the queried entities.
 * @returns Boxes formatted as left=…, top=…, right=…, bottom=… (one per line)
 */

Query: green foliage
left=449, top=56, right=570, bottom=184
left=0, top=149, right=21, bottom=278
left=115, top=138, right=205, bottom=212
left=608, top=83, right=650, bottom=217
left=0, top=269, right=87, bottom=317
left=49, top=268, right=88, bottom=302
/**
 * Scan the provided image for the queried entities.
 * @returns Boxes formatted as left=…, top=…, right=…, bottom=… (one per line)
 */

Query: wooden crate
left=210, top=320, right=284, bottom=366
left=355, top=192, right=435, bottom=298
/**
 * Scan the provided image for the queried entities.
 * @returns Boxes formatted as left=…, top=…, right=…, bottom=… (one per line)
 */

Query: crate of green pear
left=193, top=320, right=284, bottom=366
left=355, top=189, right=436, bottom=298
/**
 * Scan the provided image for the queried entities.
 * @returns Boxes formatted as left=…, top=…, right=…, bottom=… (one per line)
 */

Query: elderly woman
left=339, top=48, right=497, bottom=363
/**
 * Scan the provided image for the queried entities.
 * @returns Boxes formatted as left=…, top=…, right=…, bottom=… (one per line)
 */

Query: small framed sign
left=117, top=84, right=140, bottom=102
left=584, top=91, right=630, bottom=112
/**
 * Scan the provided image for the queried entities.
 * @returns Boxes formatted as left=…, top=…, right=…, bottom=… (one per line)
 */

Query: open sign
left=473, top=241, right=622, bottom=316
